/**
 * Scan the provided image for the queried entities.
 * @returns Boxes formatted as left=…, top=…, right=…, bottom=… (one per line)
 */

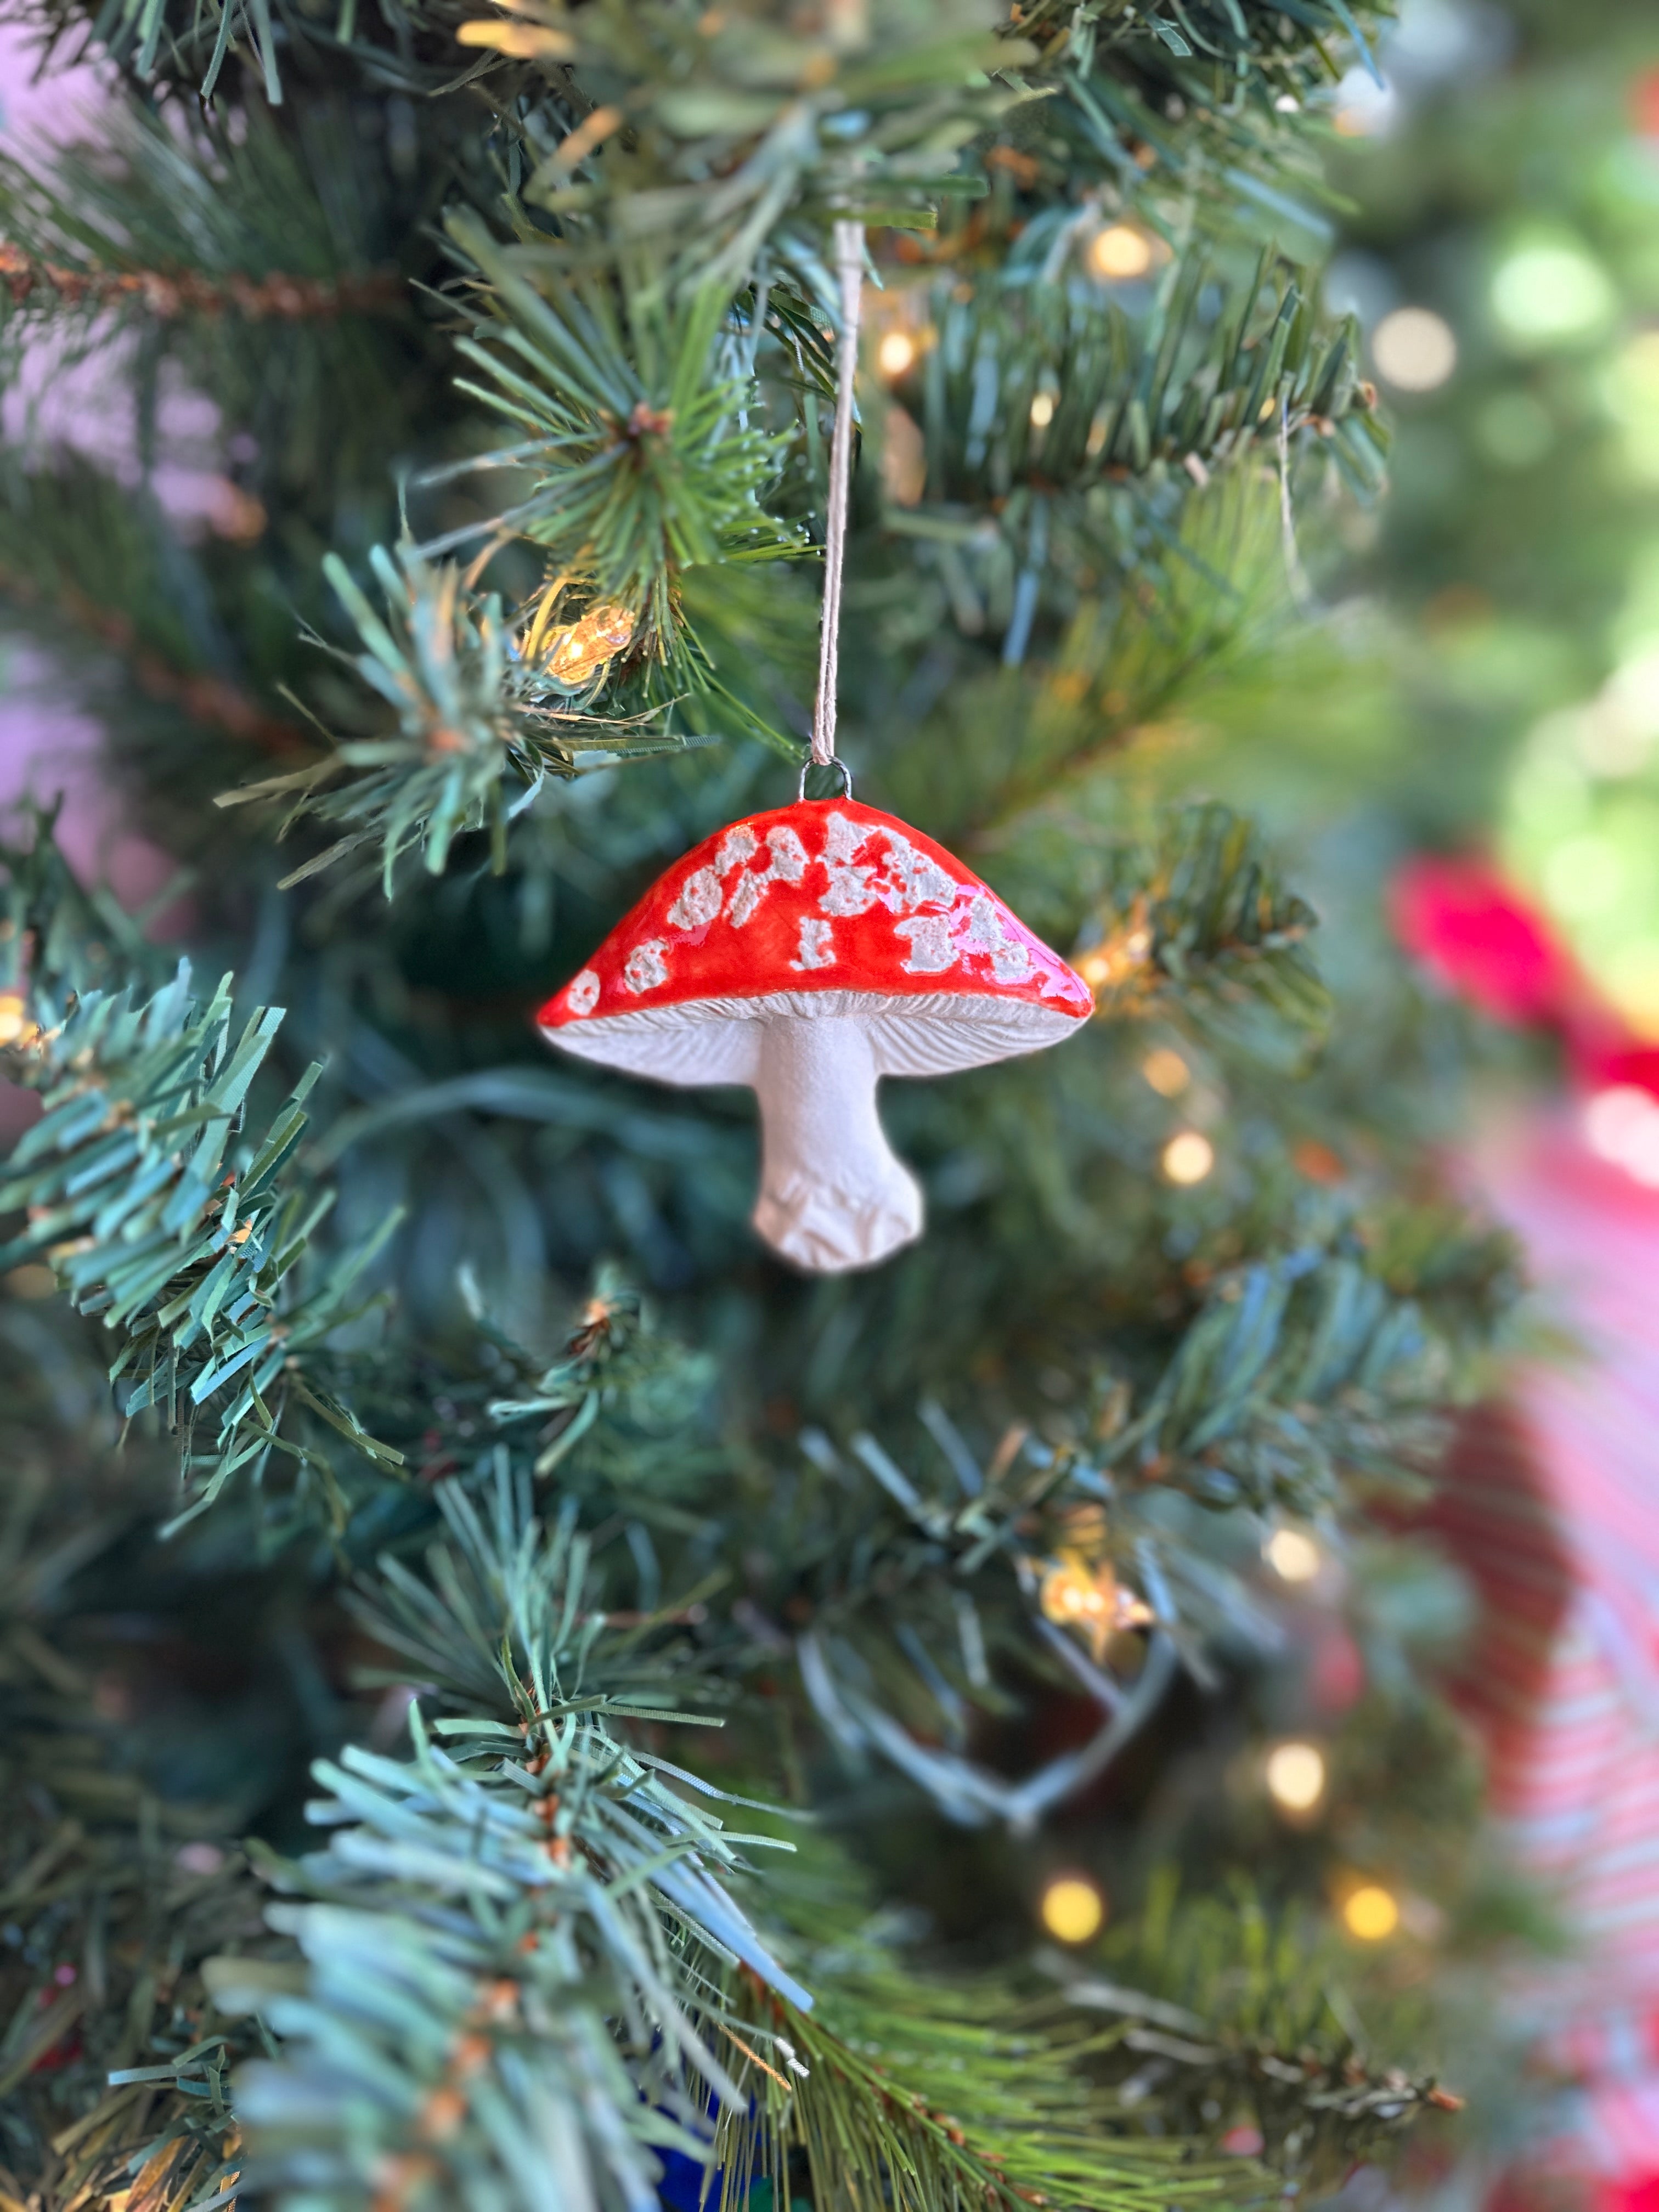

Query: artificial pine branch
left=0, top=837, right=403, bottom=1528
left=217, top=543, right=719, bottom=894
left=1049, top=1870, right=1465, bottom=2188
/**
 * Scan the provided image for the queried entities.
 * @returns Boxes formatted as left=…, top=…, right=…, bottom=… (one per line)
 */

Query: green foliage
left=442, top=215, right=806, bottom=654
left=880, top=252, right=1381, bottom=661
left=483, top=1264, right=719, bottom=1481
left=233, top=1471, right=805, bottom=2209
left=0, top=99, right=395, bottom=341
left=721, top=1968, right=1232, bottom=2212
left=0, top=0, right=1528, bottom=2202
left=0, top=1333, right=286, bottom=2212
left=0, top=800, right=175, bottom=1017
left=442, top=0, right=1025, bottom=287
left=1082, top=801, right=1331, bottom=1064
left=218, top=543, right=704, bottom=893
left=0, top=939, right=400, bottom=1532
left=1037, top=0, right=1390, bottom=240
left=1057, top=1872, right=1461, bottom=2191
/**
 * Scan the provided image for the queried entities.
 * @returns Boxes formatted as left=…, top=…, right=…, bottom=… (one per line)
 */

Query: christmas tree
left=0, top=3, right=1523, bottom=2208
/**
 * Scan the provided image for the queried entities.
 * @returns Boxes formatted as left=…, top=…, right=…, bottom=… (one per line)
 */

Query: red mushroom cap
left=537, top=798, right=1092, bottom=1086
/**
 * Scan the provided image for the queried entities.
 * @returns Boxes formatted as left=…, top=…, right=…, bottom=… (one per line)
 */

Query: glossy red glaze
left=535, top=799, right=1093, bottom=1031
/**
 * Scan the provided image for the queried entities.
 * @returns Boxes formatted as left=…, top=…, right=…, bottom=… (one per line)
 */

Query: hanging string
left=810, top=218, right=865, bottom=775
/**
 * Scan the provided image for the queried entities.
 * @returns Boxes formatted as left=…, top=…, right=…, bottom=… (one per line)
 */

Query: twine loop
left=809, top=218, right=865, bottom=785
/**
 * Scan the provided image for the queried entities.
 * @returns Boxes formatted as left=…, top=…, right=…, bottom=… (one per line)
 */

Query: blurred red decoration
left=1602, top=2179, right=1659, bottom=2212
left=1390, top=854, right=1575, bottom=1027
left=1308, top=1627, right=1366, bottom=1715
left=1631, top=66, right=1659, bottom=142
left=1390, top=853, right=1659, bottom=1103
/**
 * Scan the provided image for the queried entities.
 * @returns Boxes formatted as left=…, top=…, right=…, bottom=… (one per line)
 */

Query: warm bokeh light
left=1029, top=391, right=1055, bottom=428
left=0, top=992, right=30, bottom=1046
left=1088, top=224, right=1153, bottom=281
left=1076, top=925, right=1151, bottom=997
left=1040, top=1552, right=1152, bottom=1662
left=1040, top=1874, right=1106, bottom=1944
left=1266, top=1741, right=1326, bottom=1813
left=1342, top=1884, right=1401, bottom=1942
left=1141, top=1047, right=1190, bottom=1097
left=877, top=329, right=917, bottom=378
left=1372, top=307, right=1458, bottom=393
left=1161, top=1131, right=1214, bottom=1186
left=1265, top=1527, right=1321, bottom=1583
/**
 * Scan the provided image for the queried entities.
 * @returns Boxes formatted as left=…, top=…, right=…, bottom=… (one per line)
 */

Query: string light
left=1265, top=1527, right=1321, bottom=1583
left=1029, top=391, right=1055, bottom=428
left=527, top=600, right=636, bottom=689
left=1265, top=1741, right=1326, bottom=1813
left=1141, top=1047, right=1190, bottom=1097
left=1341, top=1884, right=1400, bottom=1941
left=1088, top=225, right=1153, bottom=281
left=1372, top=308, right=1457, bottom=393
left=0, top=992, right=30, bottom=1046
left=1040, top=1874, right=1105, bottom=1944
left=1040, top=1551, right=1153, bottom=1663
left=877, top=330, right=916, bottom=378
left=1161, top=1131, right=1214, bottom=1186
left=1075, top=921, right=1151, bottom=995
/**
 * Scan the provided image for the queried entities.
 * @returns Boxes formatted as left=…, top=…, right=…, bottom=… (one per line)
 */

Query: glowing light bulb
left=528, top=599, right=636, bottom=687
left=1040, top=1552, right=1151, bottom=1662
left=1141, top=1047, right=1190, bottom=1097
left=1029, top=391, right=1055, bottom=428
left=1265, top=1741, right=1325, bottom=1813
left=1265, top=1528, right=1321, bottom=1583
left=1342, top=1884, right=1400, bottom=1942
left=1040, top=1874, right=1105, bottom=1944
left=1089, top=225, right=1153, bottom=281
left=1372, top=308, right=1457, bottom=393
left=877, top=330, right=916, bottom=378
left=1161, top=1131, right=1214, bottom=1186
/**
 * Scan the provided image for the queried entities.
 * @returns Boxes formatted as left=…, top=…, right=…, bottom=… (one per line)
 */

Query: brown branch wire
left=0, top=558, right=314, bottom=759
left=0, top=243, right=405, bottom=321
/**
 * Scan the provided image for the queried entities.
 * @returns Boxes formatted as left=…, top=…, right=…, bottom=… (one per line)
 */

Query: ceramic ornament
left=537, top=797, right=1093, bottom=1273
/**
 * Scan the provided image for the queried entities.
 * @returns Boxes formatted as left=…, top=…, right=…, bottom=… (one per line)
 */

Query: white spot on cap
left=881, top=834, right=955, bottom=913
left=667, top=867, right=723, bottom=931
left=730, top=824, right=812, bottom=927
left=716, top=825, right=758, bottom=874
left=793, top=917, right=836, bottom=970
left=895, top=915, right=958, bottom=974
left=623, top=940, right=669, bottom=994
left=769, top=825, right=808, bottom=881
left=964, top=893, right=1031, bottom=984
left=821, top=811, right=879, bottom=916
left=567, top=969, right=600, bottom=1015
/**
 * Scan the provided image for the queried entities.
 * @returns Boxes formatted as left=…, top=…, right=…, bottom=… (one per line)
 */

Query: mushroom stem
left=751, top=1016, right=922, bottom=1273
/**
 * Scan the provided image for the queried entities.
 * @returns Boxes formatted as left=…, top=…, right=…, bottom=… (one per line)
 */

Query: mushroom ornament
left=537, top=798, right=1093, bottom=1273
